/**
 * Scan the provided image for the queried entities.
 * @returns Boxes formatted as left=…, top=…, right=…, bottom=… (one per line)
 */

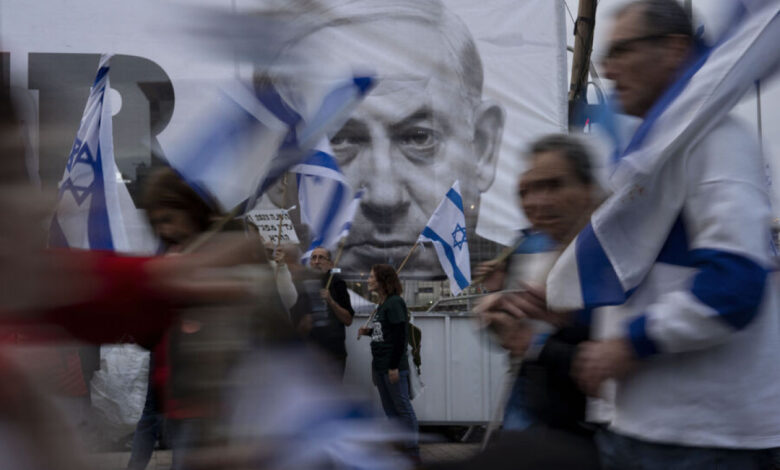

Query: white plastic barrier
left=344, top=313, right=511, bottom=424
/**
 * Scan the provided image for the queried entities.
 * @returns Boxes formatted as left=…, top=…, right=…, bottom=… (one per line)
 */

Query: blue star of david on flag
left=59, top=137, right=100, bottom=206
left=48, top=54, right=155, bottom=253
left=418, top=181, right=471, bottom=295
left=452, top=223, right=467, bottom=251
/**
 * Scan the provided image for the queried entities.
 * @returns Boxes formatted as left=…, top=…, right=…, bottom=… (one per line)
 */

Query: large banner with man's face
left=1, top=0, right=567, bottom=279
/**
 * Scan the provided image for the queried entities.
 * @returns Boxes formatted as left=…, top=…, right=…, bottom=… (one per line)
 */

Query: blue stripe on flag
left=256, top=84, right=303, bottom=128
left=303, top=150, right=341, bottom=172
left=312, top=181, right=346, bottom=248
left=87, top=145, right=114, bottom=250
left=655, top=216, right=692, bottom=267
left=627, top=315, right=660, bottom=358
left=352, top=76, right=374, bottom=94
left=576, top=222, right=625, bottom=307
left=446, top=187, right=464, bottom=212
left=421, top=226, right=470, bottom=289
left=92, top=66, right=109, bottom=88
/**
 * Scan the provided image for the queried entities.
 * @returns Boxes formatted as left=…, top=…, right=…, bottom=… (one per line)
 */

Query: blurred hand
left=573, top=339, right=637, bottom=397
left=388, top=368, right=400, bottom=384
left=319, top=288, right=332, bottom=303
left=357, top=326, right=373, bottom=338
left=474, top=292, right=526, bottom=320
left=297, top=314, right=313, bottom=336
left=474, top=259, right=507, bottom=292
left=482, top=312, right=534, bottom=356
left=273, top=248, right=285, bottom=265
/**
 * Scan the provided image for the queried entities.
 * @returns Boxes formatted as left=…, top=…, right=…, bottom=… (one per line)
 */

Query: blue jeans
left=596, top=428, right=775, bottom=470
left=503, top=376, right=535, bottom=431
left=372, top=369, right=419, bottom=457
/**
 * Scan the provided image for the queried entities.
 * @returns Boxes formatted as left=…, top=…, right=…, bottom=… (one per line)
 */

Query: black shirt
left=369, top=295, right=409, bottom=372
left=306, top=271, right=354, bottom=358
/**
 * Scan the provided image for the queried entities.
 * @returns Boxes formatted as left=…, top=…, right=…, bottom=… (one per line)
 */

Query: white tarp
left=1, top=0, right=568, bottom=278
left=89, top=345, right=150, bottom=443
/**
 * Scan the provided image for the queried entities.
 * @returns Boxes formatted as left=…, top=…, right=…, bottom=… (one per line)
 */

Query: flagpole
left=275, top=173, right=289, bottom=249
left=325, top=237, right=347, bottom=290
left=468, top=235, right=526, bottom=287
left=182, top=204, right=243, bottom=254
left=395, top=241, right=420, bottom=275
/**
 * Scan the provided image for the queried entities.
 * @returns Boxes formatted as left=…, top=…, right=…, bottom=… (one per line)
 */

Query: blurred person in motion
left=293, top=246, right=354, bottom=377
left=445, top=134, right=602, bottom=470
left=490, top=1, right=780, bottom=468
left=358, top=264, right=419, bottom=461
left=577, top=1, right=780, bottom=468
left=0, top=84, right=271, bottom=469
left=125, top=166, right=222, bottom=470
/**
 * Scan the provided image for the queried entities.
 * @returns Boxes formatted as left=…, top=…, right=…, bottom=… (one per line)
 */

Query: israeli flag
left=166, top=76, right=373, bottom=213
left=295, top=140, right=364, bottom=265
left=252, top=76, right=373, bottom=207
left=418, top=181, right=471, bottom=295
left=547, top=0, right=780, bottom=311
left=165, top=80, right=295, bottom=212
left=49, top=54, right=155, bottom=253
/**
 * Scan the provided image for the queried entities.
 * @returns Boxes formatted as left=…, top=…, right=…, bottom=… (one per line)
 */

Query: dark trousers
left=126, top=378, right=162, bottom=470
left=596, top=428, right=776, bottom=470
left=372, top=369, right=419, bottom=457
left=427, top=426, right=600, bottom=470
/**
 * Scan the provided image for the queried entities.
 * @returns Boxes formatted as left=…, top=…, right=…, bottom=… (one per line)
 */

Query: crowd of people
left=0, top=0, right=779, bottom=469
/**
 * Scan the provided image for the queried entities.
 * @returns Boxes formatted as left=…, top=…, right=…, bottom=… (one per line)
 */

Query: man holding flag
left=500, top=1, right=780, bottom=468
left=290, top=140, right=361, bottom=376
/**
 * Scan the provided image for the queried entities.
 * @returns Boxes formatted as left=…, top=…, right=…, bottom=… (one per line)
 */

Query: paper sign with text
left=246, top=209, right=299, bottom=244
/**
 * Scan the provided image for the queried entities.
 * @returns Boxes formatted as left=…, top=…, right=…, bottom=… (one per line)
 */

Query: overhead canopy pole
left=567, top=0, right=598, bottom=127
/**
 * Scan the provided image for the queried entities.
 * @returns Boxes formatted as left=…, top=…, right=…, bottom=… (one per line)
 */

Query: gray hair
left=617, top=0, right=693, bottom=38
left=255, top=0, right=484, bottom=106
left=312, top=246, right=332, bottom=260
left=527, top=134, right=595, bottom=185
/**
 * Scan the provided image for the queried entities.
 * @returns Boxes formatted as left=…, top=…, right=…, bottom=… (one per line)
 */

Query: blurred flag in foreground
left=547, top=0, right=780, bottom=311
left=295, top=140, right=364, bottom=265
left=418, top=181, right=471, bottom=295
left=167, top=76, right=374, bottom=213
left=49, top=54, right=155, bottom=253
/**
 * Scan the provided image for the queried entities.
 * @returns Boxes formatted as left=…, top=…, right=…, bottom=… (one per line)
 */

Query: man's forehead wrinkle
left=388, top=109, right=433, bottom=129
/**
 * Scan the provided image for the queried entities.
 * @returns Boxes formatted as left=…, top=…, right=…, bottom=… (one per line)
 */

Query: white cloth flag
left=295, top=140, right=363, bottom=265
left=49, top=54, right=155, bottom=253
left=547, top=0, right=780, bottom=311
left=418, top=181, right=471, bottom=295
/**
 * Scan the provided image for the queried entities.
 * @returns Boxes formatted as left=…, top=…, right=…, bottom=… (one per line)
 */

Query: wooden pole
left=567, top=0, right=597, bottom=127
left=182, top=204, right=242, bottom=254
left=395, top=241, right=420, bottom=275
left=324, top=237, right=347, bottom=290
left=469, top=236, right=527, bottom=287
left=275, top=173, right=289, bottom=249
